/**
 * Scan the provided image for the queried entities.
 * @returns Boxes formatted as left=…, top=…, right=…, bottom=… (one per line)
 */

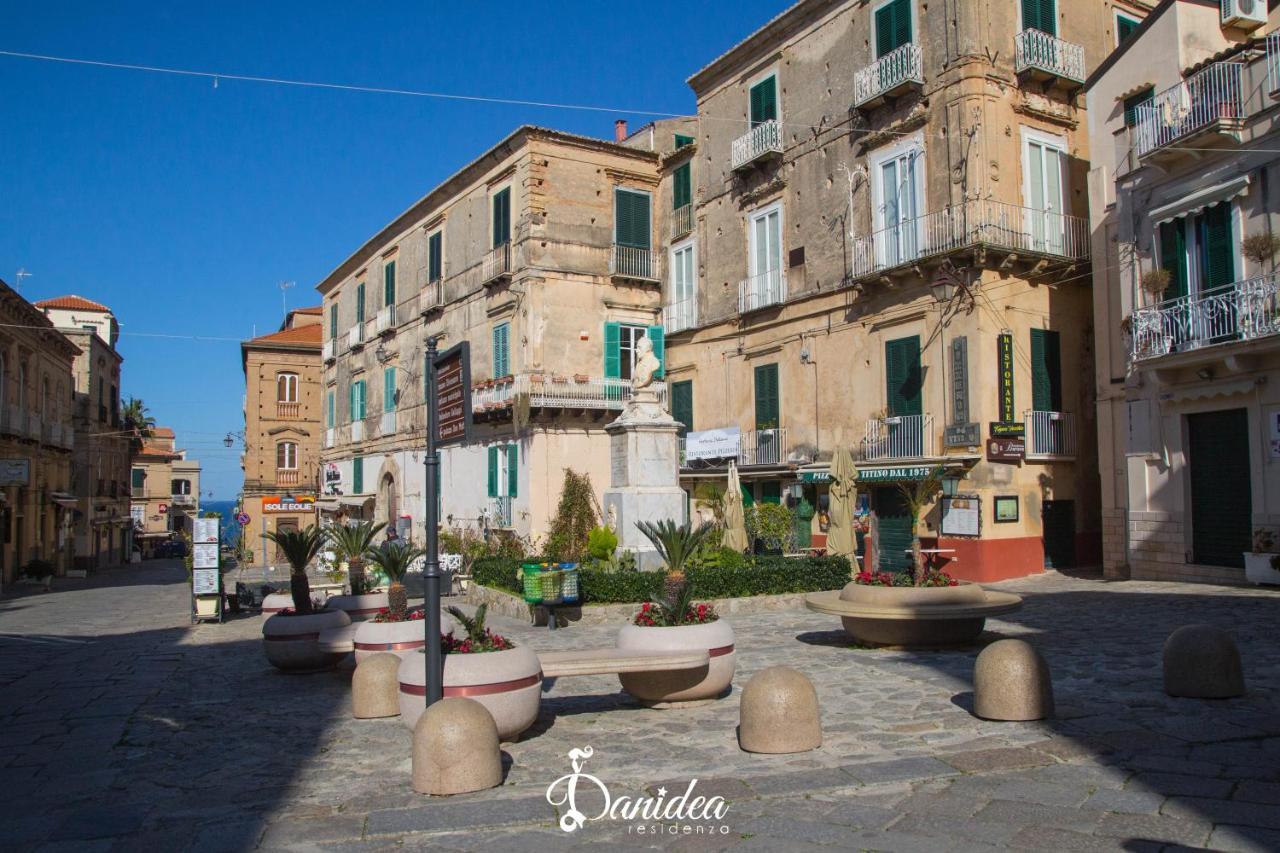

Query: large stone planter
left=263, top=609, right=352, bottom=671
left=1244, top=552, right=1280, bottom=586
left=262, top=591, right=324, bottom=615
left=352, top=611, right=459, bottom=664
left=805, top=581, right=1022, bottom=647
left=398, top=645, right=542, bottom=741
left=615, top=620, right=736, bottom=706
left=327, top=592, right=390, bottom=622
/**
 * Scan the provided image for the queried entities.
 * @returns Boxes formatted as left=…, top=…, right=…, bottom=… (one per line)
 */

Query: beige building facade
left=130, top=427, right=201, bottom=557
left=1086, top=0, right=1280, bottom=583
left=240, top=307, right=322, bottom=567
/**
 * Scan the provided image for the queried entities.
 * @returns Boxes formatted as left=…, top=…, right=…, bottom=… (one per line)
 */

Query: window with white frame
left=668, top=239, right=696, bottom=330
left=618, top=324, right=648, bottom=381
left=1022, top=128, right=1068, bottom=254
left=276, top=441, right=298, bottom=471
left=871, top=136, right=924, bottom=268
left=748, top=202, right=783, bottom=300
left=277, top=372, right=299, bottom=403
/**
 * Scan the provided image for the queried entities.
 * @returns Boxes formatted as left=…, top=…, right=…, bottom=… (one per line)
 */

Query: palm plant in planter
left=366, top=540, right=422, bottom=621
left=264, top=525, right=326, bottom=614
left=351, top=541, right=448, bottom=664
left=261, top=525, right=351, bottom=671
left=325, top=521, right=386, bottom=594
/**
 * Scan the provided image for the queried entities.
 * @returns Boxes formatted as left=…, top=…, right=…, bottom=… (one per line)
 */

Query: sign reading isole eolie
left=433, top=341, right=472, bottom=447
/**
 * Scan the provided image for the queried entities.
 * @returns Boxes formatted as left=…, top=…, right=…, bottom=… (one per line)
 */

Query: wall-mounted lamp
left=375, top=343, right=391, bottom=364
left=942, top=472, right=962, bottom=497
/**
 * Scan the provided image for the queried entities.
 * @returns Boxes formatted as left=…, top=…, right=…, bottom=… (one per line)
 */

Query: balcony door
left=1020, top=0, right=1056, bottom=36
left=875, top=0, right=913, bottom=58
left=669, top=240, right=696, bottom=329
left=749, top=74, right=777, bottom=129
left=749, top=204, right=783, bottom=305
left=873, top=146, right=921, bottom=270
left=884, top=336, right=923, bottom=457
left=1024, top=131, right=1067, bottom=255
left=1157, top=202, right=1238, bottom=349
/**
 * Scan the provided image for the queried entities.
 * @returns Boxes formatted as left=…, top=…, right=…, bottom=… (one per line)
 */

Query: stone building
left=1086, top=0, right=1280, bottom=583
left=316, top=126, right=667, bottom=542
left=240, top=306, right=322, bottom=567
left=651, top=0, right=1151, bottom=579
left=0, top=280, right=79, bottom=585
left=35, top=295, right=131, bottom=571
left=130, top=427, right=201, bottom=557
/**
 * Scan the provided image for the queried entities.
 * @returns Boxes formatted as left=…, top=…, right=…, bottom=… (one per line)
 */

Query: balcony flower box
left=574, top=374, right=590, bottom=383
left=551, top=375, right=569, bottom=384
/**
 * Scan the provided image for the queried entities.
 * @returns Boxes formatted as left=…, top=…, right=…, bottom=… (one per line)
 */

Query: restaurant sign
left=986, top=437, right=1026, bottom=463
left=263, top=494, right=316, bottom=514
left=997, top=333, right=1015, bottom=424
left=857, top=465, right=933, bottom=483
left=684, top=427, right=741, bottom=462
left=800, top=470, right=830, bottom=483
left=433, top=341, right=472, bottom=447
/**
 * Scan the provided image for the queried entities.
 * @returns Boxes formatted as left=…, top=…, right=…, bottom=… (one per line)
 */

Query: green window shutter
left=754, top=363, right=779, bottom=430
left=674, top=133, right=694, bottom=149
left=1117, top=15, right=1140, bottom=44
left=1123, top=88, right=1154, bottom=128
left=749, top=75, right=777, bottom=126
left=1202, top=203, right=1235, bottom=290
left=492, top=188, right=511, bottom=248
left=326, top=391, right=335, bottom=428
left=354, top=380, right=366, bottom=420
left=673, top=163, right=691, bottom=210
left=671, top=380, right=693, bottom=434
left=876, top=0, right=912, bottom=56
left=1159, top=219, right=1189, bottom=300
left=428, top=231, right=442, bottom=282
left=487, top=447, right=499, bottom=498
left=506, top=444, right=518, bottom=498
left=384, top=261, right=396, bottom=308
left=761, top=481, right=781, bottom=505
left=355, top=283, right=365, bottom=325
left=132, top=469, right=144, bottom=489
left=352, top=457, right=363, bottom=494
left=647, top=325, right=665, bottom=379
left=348, top=382, right=355, bottom=422
left=742, top=485, right=755, bottom=509
left=492, top=323, right=509, bottom=378
left=884, top=336, right=923, bottom=417
left=329, top=305, right=337, bottom=340
left=603, top=321, right=621, bottom=379
left=384, top=368, right=396, bottom=412
left=1022, top=0, right=1055, bottom=35
left=1030, top=329, right=1063, bottom=412
left=615, top=189, right=651, bottom=249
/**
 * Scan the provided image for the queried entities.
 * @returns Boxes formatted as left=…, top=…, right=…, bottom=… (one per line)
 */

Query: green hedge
left=470, top=554, right=851, bottom=605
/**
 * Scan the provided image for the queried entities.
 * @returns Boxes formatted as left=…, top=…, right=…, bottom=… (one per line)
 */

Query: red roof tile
left=34, top=295, right=111, bottom=312
left=245, top=325, right=323, bottom=346
left=293, top=305, right=323, bottom=315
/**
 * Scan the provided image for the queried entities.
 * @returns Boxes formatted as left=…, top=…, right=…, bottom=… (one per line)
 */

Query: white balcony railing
left=419, top=280, right=442, bottom=313
left=1024, top=410, right=1077, bottom=460
left=1269, top=31, right=1280, bottom=95
left=1130, top=273, right=1280, bottom=361
left=862, top=413, right=934, bottom=461
left=1133, top=62, right=1244, bottom=158
left=347, top=325, right=365, bottom=350
left=609, top=245, right=658, bottom=281
left=852, top=198, right=1089, bottom=278
left=671, top=203, right=694, bottom=239
left=663, top=298, right=697, bottom=334
left=472, top=374, right=666, bottom=413
left=730, top=119, right=783, bottom=171
left=322, top=339, right=335, bottom=361
left=350, top=420, right=365, bottom=443
left=482, top=242, right=511, bottom=284
left=738, top=268, right=785, bottom=313
left=1014, top=29, right=1086, bottom=84
left=379, top=411, right=397, bottom=437
left=853, top=43, right=924, bottom=108
left=739, top=428, right=787, bottom=467
left=171, top=493, right=196, bottom=506
left=489, top=495, right=514, bottom=529
left=323, top=427, right=335, bottom=449
left=275, top=470, right=301, bottom=488
left=375, top=304, right=396, bottom=335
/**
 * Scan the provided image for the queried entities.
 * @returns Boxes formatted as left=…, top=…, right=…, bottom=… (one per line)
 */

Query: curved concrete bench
left=538, top=648, right=709, bottom=678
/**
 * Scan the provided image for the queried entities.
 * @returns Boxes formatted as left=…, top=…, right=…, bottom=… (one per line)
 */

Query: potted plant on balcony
left=1140, top=268, right=1171, bottom=302
left=323, top=521, right=389, bottom=621
left=1243, top=233, right=1280, bottom=273
left=1245, top=527, right=1280, bottom=586
left=397, top=604, right=541, bottom=740
left=261, top=526, right=351, bottom=671
left=615, top=520, right=736, bottom=706
left=350, top=541, right=458, bottom=663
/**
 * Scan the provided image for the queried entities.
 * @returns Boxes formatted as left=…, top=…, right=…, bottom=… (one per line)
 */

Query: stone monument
left=601, top=335, right=687, bottom=569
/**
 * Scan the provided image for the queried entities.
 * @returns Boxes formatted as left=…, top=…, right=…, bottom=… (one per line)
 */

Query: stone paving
left=2, top=561, right=1280, bottom=852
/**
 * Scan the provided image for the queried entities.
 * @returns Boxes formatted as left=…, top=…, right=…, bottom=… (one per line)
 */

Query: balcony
left=862, top=413, right=934, bottom=461
left=379, top=411, right=397, bottom=437
left=347, top=325, right=365, bottom=351
left=322, top=339, right=336, bottom=362
left=1014, top=29, right=1085, bottom=89
left=277, top=402, right=300, bottom=419
left=1268, top=32, right=1280, bottom=96
left=853, top=43, right=923, bottom=110
left=1134, top=62, right=1244, bottom=162
left=419, top=279, right=442, bottom=315
left=730, top=119, right=783, bottom=171
left=609, top=245, right=658, bottom=282
left=851, top=198, right=1089, bottom=278
left=482, top=242, right=512, bottom=285
left=489, top=495, right=514, bottom=530
left=350, top=420, right=365, bottom=443
left=276, top=469, right=301, bottom=488
left=472, top=373, right=666, bottom=417
left=670, top=203, right=694, bottom=240
left=375, top=304, right=396, bottom=336
left=1130, top=273, right=1280, bottom=363
left=739, top=428, right=787, bottom=467
left=323, top=427, right=335, bottom=449
left=1024, top=410, right=1077, bottom=461
left=663, top=297, right=697, bottom=335
left=171, top=493, right=196, bottom=506
left=738, top=268, right=785, bottom=314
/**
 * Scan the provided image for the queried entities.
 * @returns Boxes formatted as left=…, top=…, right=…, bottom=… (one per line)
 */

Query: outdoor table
left=904, top=548, right=958, bottom=572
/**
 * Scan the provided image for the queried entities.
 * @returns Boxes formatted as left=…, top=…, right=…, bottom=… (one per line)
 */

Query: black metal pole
left=423, top=336, right=443, bottom=707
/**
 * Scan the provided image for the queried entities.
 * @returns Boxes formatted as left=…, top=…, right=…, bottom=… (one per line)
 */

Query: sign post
left=191, top=517, right=222, bottom=624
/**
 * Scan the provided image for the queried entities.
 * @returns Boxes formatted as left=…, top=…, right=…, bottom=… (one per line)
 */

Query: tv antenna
left=279, top=280, right=295, bottom=316
left=15, top=268, right=32, bottom=291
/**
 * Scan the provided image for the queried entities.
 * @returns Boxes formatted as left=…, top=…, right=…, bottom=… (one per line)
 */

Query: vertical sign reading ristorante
left=433, top=341, right=472, bottom=447
left=990, top=333, right=1024, bottom=437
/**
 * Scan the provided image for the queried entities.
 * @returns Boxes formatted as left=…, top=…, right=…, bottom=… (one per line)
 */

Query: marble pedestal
left=601, top=397, right=686, bottom=570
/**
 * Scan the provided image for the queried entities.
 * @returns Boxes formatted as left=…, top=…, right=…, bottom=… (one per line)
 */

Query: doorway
left=873, top=486, right=913, bottom=573
left=1188, top=408, right=1251, bottom=568
left=1042, top=500, right=1076, bottom=569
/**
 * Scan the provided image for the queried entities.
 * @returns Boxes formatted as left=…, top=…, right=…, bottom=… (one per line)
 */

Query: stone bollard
left=739, top=666, right=822, bottom=753
left=352, top=653, right=401, bottom=719
left=412, top=697, right=503, bottom=795
left=973, top=639, right=1054, bottom=721
left=1163, top=624, right=1245, bottom=699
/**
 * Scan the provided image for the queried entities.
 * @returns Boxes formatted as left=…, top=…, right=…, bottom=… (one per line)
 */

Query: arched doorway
left=380, top=473, right=397, bottom=540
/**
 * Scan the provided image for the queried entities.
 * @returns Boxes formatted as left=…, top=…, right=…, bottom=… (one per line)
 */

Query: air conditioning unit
left=1222, top=0, right=1266, bottom=30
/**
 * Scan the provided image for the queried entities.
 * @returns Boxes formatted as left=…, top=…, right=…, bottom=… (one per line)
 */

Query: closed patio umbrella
left=826, top=446, right=859, bottom=569
left=722, top=461, right=749, bottom=553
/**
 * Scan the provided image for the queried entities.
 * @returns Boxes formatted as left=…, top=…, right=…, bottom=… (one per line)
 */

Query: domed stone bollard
left=739, top=666, right=822, bottom=753
left=1163, top=625, right=1245, bottom=699
left=352, top=653, right=401, bottom=719
left=973, top=639, right=1054, bottom=721
left=412, top=697, right=503, bottom=796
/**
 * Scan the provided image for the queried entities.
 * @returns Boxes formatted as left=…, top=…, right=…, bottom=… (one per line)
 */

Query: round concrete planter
left=262, top=591, right=325, bottom=616
left=805, top=581, right=1023, bottom=647
left=326, top=592, right=390, bottom=622
left=615, top=620, right=736, bottom=706
left=352, top=611, right=459, bottom=664
left=262, top=609, right=352, bottom=671
left=398, top=645, right=542, bottom=741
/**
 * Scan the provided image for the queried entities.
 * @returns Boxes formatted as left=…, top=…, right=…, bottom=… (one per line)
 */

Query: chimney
left=614, top=119, right=628, bottom=142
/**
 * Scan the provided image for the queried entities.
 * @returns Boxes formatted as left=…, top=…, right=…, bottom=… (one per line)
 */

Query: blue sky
left=0, top=0, right=783, bottom=499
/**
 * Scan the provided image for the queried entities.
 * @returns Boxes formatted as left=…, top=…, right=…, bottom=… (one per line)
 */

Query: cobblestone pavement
left=2, top=561, right=1280, bottom=852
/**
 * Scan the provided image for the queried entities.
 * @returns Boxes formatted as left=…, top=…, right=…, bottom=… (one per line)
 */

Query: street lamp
left=223, top=434, right=234, bottom=448
left=942, top=471, right=962, bottom=497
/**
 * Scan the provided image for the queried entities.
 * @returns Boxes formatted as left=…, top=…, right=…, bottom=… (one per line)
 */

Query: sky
left=0, top=0, right=785, bottom=499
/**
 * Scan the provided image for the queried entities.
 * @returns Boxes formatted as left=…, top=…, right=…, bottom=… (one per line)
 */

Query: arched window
left=277, top=373, right=299, bottom=403
left=276, top=441, right=298, bottom=470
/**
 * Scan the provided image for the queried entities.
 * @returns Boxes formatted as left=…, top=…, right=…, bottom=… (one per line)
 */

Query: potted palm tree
left=398, top=604, right=541, bottom=741
left=351, top=542, right=458, bottom=663
left=615, top=520, right=736, bottom=706
left=324, top=521, right=389, bottom=621
left=261, top=526, right=351, bottom=671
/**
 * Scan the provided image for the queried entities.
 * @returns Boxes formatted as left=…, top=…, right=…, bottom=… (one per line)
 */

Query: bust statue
left=632, top=334, right=660, bottom=391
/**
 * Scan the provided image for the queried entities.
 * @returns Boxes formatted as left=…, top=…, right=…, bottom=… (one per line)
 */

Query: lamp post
left=422, top=336, right=443, bottom=706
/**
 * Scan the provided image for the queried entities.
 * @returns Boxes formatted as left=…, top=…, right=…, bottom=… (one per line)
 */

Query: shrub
left=586, top=526, right=618, bottom=560
left=545, top=470, right=598, bottom=561
left=744, top=503, right=796, bottom=553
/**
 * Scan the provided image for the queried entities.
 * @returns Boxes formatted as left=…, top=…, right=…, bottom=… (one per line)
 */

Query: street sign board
left=193, top=518, right=219, bottom=544
left=193, top=543, right=219, bottom=569
left=944, top=423, right=980, bottom=447
left=0, top=459, right=31, bottom=486
left=858, top=465, right=934, bottom=483
left=684, top=427, right=742, bottom=462
left=987, top=437, right=1026, bottom=463
left=989, top=421, right=1025, bottom=438
left=192, top=568, right=219, bottom=595
left=262, top=495, right=316, bottom=513
left=433, top=341, right=472, bottom=447
left=235, top=512, right=251, bottom=525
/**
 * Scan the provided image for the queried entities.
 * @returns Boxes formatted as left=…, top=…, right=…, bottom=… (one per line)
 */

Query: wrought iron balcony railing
left=730, top=119, right=783, bottom=171
left=374, top=304, right=396, bottom=335
left=670, top=203, right=694, bottom=240
left=853, top=43, right=923, bottom=108
left=1130, top=273, right=1280, bottom=361
left=482, top=242, right=512, bottom=284
left=663, top=297, right=697, bottom=334
left=609, top=245, right=658, bottom=281
left=1024, top=410, right=1077, bottom=460
left=1133, top=61, right=1244, bottom=158
left=862, top=413, right=934, bottom=461
left=738, top=268, right=784, bottom=313
left=739, top=428, right=787, bottom=467
left=1014, top=29, right=1086, bottom=84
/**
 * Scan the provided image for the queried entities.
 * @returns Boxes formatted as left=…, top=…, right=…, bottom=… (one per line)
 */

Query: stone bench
left=537, top=648, right=710, bottom=678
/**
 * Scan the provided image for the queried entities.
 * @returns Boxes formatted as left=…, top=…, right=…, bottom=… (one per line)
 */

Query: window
left=748, top=74, right=778, bottom=128
left=18, top=363, right=26, bottom=411
left=1123, top=87, right=1153, bottom=128
left=748, top=203, right=784, bottom=300
left=427, top=230, right=443, bottom=283
left=671, top=380, right=693, bottom=435
left=383, top=260, right=396, bottom=309
left=492, top=322, right=510, bottom=378
left=674, top=133, right=694, bottom=149
left=873, top=139, right=923, bottom=267
left=350, top=380, right=367, bottom=421
left=1023, top=130, right=1068, bottom=254
left=754, top=363, right=779, bottom=430
left=276, top=442, right=298, bottom=470
left=355, top=283, right=366, bottom=327
left=614, top=188, right=652, bottom=250
left=329, top=303, right=338, bottom=340
left=1158, top=202, right=1236, bottom=301
left=132, top=468, right=145, bottom=490
left=277, top=372, right=299, bottom=403
left=326, top=390, right=335, bottom=429
left=669, top=240, right=697, bottom=322
left=492, top=187, right=511, bottom=248
left=875, top=0, right=913, bottom=57
left=673, top=163, right=692, bottom=211
left=885, top=336, right=923, bottom=417
left=41, top=377, right=49, bottom=418
left=171, top=478, right=192, bottom=495
left=604, top=323, right=662, bottom=381
left=1030, top=329, right=1063, bottom=412
left=352, top=456, right=364, bottom=494
left=1116, top=12, right=1141, bottom=46
left=383, top=367, right=397, bottom=412
left=1020, top=0, right=1056, bottom=36
left=487, top=444, right=518, bottom=498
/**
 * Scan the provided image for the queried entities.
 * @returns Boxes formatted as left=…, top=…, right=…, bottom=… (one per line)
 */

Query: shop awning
left=338, top=495, right=374, bottom=509
left=50, top=492, right=79, bottom=508
left=1151, top=175, right=1250, bottom=226
left=1162, top=378, right=1256, bottom=402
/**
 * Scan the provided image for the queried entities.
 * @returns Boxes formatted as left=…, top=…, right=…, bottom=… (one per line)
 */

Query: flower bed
left=854, top=569, right=959, bottom=588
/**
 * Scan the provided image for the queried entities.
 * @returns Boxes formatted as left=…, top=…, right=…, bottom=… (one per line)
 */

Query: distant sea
left=200, top=500, right=242, bottom=547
